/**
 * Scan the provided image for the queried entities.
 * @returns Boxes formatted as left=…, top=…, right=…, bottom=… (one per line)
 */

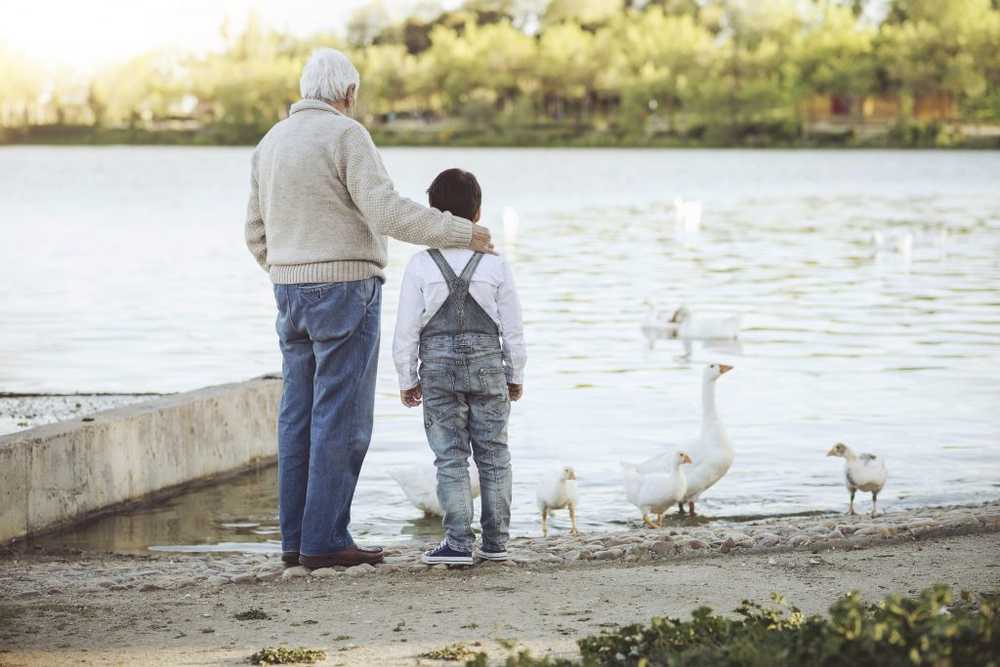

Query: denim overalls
left=419, top=250, right=512, bottom=553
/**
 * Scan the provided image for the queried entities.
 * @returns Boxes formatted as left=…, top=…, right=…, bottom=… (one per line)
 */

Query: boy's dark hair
left=427, top=168, right=481, bottom=221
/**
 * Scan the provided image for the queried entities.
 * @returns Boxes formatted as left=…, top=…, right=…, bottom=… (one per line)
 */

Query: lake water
left=3, top=146, right=999, bottom=554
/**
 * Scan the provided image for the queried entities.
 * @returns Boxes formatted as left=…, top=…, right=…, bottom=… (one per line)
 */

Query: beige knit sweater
left=245, top=99, right=475, bottom=284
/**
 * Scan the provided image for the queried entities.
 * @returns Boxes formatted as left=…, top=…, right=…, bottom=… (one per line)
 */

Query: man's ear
left=472, top=208, right=481, bottom=223
left=345, top=84, right=357, bottom=112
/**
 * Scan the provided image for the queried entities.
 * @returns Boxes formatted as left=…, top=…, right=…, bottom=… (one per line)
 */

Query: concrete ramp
left=0, top=377, right=281, bottom=544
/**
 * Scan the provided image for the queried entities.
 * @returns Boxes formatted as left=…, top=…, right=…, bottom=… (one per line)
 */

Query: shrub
left=467, top=586, right=998, bottom=667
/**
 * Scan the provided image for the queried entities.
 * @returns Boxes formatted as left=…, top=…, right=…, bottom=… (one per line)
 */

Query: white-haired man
left=245, top=48, right=493, bottom=570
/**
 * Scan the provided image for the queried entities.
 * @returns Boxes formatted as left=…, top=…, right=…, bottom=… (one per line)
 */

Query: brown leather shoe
left=300, top=545, right=384, bottom=569
left=281, top=551, right=300, bottom=566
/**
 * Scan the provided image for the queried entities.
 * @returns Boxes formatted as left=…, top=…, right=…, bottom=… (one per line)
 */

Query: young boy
left=393, top=168, right=526, bottom=565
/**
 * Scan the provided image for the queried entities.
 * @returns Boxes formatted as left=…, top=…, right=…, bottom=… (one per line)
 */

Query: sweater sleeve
left=339, top=124, right=474, bottom=249
left=244, top=149, right=268, bottom=272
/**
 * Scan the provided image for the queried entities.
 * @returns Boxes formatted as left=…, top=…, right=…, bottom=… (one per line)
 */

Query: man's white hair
left=299, top=48, right=360, bottom=102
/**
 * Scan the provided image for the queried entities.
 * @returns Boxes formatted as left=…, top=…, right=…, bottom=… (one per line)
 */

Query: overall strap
left=426, top=249, right=459, bottom=288
left=459, top=252, right=485, bottom=282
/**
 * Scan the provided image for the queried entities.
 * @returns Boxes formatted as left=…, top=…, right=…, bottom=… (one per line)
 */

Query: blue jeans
left=273, top=279, right=381, bottom=556
left=419, top=334, right=512, bottom=552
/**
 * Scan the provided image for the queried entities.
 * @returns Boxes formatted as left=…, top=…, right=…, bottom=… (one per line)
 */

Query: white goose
left=669, top=306, right=741, bottom=340
left=826, top=442, right=887, bottom=517
left=502, top=206, right=520, bottom=250
left=643, top=363, right=735, bottom=515
left=673, top=198, right=703, bottom=235
left=536, top=466, right=579, bottom=536
left=623, top=451, right=692, bottom=528
left=640, top=301, right=673, bottom=347
left=389, top=465, right=481, bottom=517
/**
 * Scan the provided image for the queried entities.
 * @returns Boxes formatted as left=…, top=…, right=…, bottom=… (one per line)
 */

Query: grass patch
left=420, top=643, right=477, bottom=661
left=234, top=608, right=271, bottom=621
left=247, top=646, right=326, bottom=665
left=464, top=586, right=998, bottom=666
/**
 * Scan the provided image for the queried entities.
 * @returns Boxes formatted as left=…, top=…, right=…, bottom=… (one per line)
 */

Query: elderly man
left=245, top=48, right=493, bottom=570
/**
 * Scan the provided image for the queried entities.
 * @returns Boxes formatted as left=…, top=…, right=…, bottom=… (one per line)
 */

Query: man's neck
left=323, top=98, right=350, bottom=114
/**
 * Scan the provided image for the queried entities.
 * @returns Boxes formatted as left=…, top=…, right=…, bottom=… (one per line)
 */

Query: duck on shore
left=642, top=363, right=735, bottom=516
left=623, top=451, right=692, bottom=527
left=390, top=465, right=481, bottom=517
left=826, top=442, right=887, bottom=517
left=536, top=466, right=579, bottom=536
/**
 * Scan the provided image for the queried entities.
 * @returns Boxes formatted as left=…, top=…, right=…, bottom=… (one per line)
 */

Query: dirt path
left=2, top=531, right=998, bottom=666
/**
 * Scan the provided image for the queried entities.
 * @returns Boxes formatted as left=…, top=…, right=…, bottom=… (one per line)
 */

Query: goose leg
left=541, top=507, right=549, bottom=537
left=848, top=489, right=856, bottom=515
left=870, top=492, right=878, bottom=518
left=677, top=502, right=686, bottom=515
left=569, top=503, right=579, bottom=536
left=687, top=501, right=696, bottom=516
left=642, top=514, right=659, bottom=529
left=655, top=511, right=664, bottom=528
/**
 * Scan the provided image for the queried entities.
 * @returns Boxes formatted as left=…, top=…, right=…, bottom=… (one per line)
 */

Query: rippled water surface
left=3, top=146, right=999, bottom=554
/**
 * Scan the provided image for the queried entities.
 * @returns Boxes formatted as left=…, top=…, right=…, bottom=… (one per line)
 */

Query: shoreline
left=2, top=501, right=997, bottom=665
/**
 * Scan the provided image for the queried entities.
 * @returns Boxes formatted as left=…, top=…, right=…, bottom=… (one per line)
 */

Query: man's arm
left=244, top=150, right=268, bottom=271
left=496, top=259, right=526, bottom=388
left=339, top=125, right=493, bottom=253
left=393, top=256, right=424, bottom=393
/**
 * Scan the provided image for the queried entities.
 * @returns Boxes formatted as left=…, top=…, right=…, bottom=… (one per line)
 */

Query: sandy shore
left=2, top=502, right=998, bottom=665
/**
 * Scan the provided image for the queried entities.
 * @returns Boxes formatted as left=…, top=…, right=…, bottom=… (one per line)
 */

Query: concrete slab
left=1, top=376, right=281, bottom=543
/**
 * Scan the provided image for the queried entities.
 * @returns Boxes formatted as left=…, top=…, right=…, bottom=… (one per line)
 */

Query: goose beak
left=681, top=453, right=693, bottom=464
left=826, top=447, right=837, bottom=457
left=719, top=364, right=734, bottom=374
left=567, top=470, right=577, bottom=480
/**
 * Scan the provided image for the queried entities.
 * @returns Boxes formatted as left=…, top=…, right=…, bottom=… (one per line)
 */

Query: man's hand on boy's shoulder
left=508, top=383, right=523, bottom=401
left=401, top=384, right=422, bottom=407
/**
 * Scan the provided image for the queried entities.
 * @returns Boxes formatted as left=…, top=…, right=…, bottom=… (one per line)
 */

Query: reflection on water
left=5, top=147, right=1000, bottom=554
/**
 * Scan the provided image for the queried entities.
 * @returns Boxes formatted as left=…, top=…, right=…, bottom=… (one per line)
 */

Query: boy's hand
left=401, top=385, right=422, bottom=407
left=508, top=383, right=523, bottom=401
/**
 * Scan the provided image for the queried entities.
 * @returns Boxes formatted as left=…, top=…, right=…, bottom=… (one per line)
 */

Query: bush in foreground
left=467, top=586, right=997, bottom=667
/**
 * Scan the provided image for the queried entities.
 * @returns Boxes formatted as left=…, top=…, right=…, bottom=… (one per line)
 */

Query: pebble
left=346, top=564, right=376, bottom=577
left=311, top=567, right=340, bottom=578
left=592, top=548, right=625, bottom=561
left=281, top=566, right=310, bottom=580
left=687, top=539, right=708, bottom=550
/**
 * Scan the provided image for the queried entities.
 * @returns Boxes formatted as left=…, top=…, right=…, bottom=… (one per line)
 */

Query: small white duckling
left=623, top=451, right=692, bottom=528
left=536, top=466, right=579, bottom=536
left=826, top=442, right=887, bottom=517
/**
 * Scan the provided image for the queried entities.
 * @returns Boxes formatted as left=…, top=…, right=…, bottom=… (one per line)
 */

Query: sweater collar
left=289, top=99, right=344, bottom=117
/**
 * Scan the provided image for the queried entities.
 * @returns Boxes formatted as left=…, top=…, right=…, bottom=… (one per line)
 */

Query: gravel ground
left=0, top=394, right=159, bottom=436
left=1, top=501, right=997, bottom=666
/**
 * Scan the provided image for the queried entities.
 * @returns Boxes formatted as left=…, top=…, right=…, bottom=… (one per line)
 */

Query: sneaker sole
left=422, top=555, right=474, bottom=565
left=478, top=552, right=508, bottom=561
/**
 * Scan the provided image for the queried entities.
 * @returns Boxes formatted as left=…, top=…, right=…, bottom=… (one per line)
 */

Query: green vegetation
left=465, top=586, right=999, bottom=666
left=234, top=607, right=271, bottom=621
left=2, top=1, right=1000, bottom=147
left=247, top=646, right=327, bottom=665
left=421, top=642, right=479, bottom=660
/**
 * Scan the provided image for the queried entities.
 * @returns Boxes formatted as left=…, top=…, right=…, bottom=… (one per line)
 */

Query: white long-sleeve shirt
left=392, top=248, right=526, bottom=390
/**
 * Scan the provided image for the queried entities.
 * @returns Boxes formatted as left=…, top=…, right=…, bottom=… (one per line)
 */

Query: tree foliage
left=1, top=0, right=999, bottom=145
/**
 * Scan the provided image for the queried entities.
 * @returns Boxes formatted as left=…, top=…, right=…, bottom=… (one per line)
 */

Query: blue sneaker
left=478, top=545, right=508, bottom=561
left=422, top=540, right=474, bottom=565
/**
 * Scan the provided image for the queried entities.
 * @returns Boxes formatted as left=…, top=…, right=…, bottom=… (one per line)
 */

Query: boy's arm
left=496, top=259, right=527, bottom=389
left=393, top=256, right=424, bottom=394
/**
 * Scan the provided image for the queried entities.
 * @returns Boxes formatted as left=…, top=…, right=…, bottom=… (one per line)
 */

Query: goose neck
left=701, top=378, right=718, bottom=424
